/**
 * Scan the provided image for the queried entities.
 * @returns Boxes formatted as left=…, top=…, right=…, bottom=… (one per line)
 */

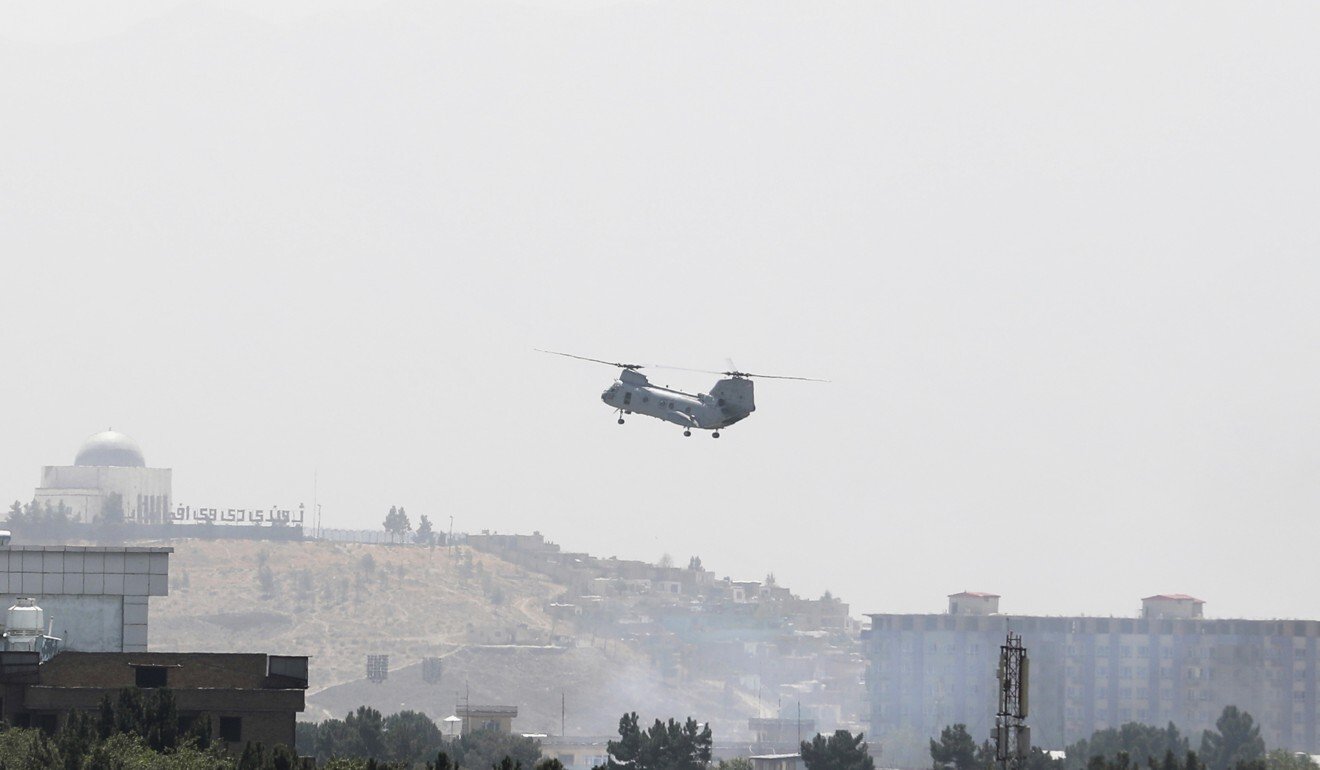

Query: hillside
left=149, top=539, right=566, bottom=693
left=135, top=535, right=837, bottom=739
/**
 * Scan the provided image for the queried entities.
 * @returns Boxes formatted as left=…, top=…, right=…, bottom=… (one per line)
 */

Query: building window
left=135, top=666, right=168, bottom=688
left=219, top=717, right=242, bottom=743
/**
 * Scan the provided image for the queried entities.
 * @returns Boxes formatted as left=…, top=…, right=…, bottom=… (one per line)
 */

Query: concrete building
left=458, top=704, right=518, bottom=734
left=948, top=591, right=1000, bottom=616
left=540, top=736, right=613, bottom=770
left=1142, top=594, right=1205, bottom=620
left=0, top=546, right=170, bottom=652
left=750, top=754, right=801, bottom=770
left=34, top=430, right=172, bottom=524
left=864, top=593, right=1320, bottom=759
left=0, top=650, right=308, bottom=750
left=749, top=717, right=817, bottom=754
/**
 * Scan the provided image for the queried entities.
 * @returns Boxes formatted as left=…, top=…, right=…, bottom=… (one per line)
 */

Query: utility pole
left=995, top=632, right=1030, bottom=770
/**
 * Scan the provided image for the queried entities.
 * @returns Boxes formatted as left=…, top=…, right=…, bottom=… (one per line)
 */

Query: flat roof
left=1, top=546, right=174, bottom=553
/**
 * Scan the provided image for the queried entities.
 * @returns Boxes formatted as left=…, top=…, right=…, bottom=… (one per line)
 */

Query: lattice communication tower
left=995, top=632, right=1030, bottom=770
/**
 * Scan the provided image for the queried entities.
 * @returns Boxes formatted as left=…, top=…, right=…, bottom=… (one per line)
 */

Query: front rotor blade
left=535, top=349, right=644, bottom=370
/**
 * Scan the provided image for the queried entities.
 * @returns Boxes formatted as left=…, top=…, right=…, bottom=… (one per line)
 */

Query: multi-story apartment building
left=864, top=593, right=1320, bottom=760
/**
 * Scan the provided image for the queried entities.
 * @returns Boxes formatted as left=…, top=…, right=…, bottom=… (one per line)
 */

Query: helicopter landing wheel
left=617, top=417, right=625, bottom=425
left=712, top=431, right=720, bottom=439
left=683, top=430, right=691, bottom=437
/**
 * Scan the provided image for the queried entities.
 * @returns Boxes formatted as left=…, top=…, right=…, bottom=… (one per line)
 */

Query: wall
left=36, top=466, right=172, bottom=523
left=0, top=546, right=170, bottom=652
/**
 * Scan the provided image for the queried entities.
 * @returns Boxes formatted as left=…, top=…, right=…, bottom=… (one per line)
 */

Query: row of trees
left=296, top=708, right=543, bottom=768
left=595, top=713, right=874, bottom=770
left=5, top=496, right=127, bottom=528
left=382, top=506, right=441, bottom=545
left=930, top=706, right=1312, bottom=770
left=300, top=710, right=874, bottom=770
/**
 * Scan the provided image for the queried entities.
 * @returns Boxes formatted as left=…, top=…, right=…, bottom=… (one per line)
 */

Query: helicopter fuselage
left=600, top=369, right=754, bottom=431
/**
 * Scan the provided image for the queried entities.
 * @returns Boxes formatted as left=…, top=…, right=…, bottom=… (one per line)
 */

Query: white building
left=34, top=431, right=172, bottom=524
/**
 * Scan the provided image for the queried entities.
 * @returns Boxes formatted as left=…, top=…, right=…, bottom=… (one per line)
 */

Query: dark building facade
left=0, top=651, right=308, bottom=750
left=864, top=595, right=1320, bottom=761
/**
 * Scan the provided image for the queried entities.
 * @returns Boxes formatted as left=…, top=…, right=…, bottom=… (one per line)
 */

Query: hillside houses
left=465, top=531, right=866, bottom=737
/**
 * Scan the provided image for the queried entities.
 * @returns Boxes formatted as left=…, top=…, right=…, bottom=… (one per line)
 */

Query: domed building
left=33, top=430, right=172, bottom=523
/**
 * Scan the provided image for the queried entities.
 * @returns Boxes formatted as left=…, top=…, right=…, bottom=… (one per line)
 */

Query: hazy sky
left=2, top=1, right=1318, bottom=621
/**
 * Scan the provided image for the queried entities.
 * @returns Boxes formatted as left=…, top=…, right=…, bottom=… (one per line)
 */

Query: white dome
left=74, top=430, right=146, bottom=468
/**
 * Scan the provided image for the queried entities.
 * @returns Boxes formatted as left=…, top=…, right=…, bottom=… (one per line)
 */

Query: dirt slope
left=150, top=539, right=564, bottom=692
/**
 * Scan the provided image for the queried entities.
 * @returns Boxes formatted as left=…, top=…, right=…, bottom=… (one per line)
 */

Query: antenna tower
left=995, top=632, right=1030, bottom=770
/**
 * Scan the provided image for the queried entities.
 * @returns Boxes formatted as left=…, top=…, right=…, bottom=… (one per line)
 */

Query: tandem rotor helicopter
left=537, top=349, right=827, bottom=438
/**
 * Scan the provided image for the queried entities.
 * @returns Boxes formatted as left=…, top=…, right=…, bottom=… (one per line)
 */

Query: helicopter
left=537, top=349, right=826, bottom=438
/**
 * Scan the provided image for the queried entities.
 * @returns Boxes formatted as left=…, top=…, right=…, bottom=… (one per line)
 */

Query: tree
left=451, top=726, right=542, bottom=770
left=6, top=500, right=26, bottom=526
left=415, top=515, right=435, bottom=545
left=258, top=564, right=277, bottom=599
left=383, top=506, right=413, bottom=543
left=718, top=759, right=753, bottom=770
left=383, top=710, right=442, bottom=766
left=1065, top=723, right=1189, bottom=770
left=1021, top=748, right=1063, bottom=770
left=930, top=724, right=979, bottom=770
left=397, top=507, right=411, bottom=539
left=599, top=712, right=712, bottom=770
left=101, top=493, right=125, bottom=525
left=345, top=706, right=388, bottom=761
left=802, top=730, right=875, bottom=770
left=1201, top=707, right=1265, bottom=770
left=1266, top=750, right=1319, bottom=770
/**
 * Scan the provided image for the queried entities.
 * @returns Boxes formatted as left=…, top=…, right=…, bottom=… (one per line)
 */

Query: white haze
left=2, top=2, right=1319, bottom=621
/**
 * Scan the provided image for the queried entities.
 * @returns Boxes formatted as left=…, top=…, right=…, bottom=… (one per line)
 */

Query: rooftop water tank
left=6, top=598, right=45, bottom=636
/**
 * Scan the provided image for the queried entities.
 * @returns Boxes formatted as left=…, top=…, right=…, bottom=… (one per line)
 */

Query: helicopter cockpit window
left=623, top=392, right=632, bottom=405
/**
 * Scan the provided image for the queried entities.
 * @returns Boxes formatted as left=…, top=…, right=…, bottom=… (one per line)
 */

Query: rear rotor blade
left=535, top=349, right=645, bottom=370
left=654, top=362, right=829, bottom=382
left=727, top=371, right=830, bottom=382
